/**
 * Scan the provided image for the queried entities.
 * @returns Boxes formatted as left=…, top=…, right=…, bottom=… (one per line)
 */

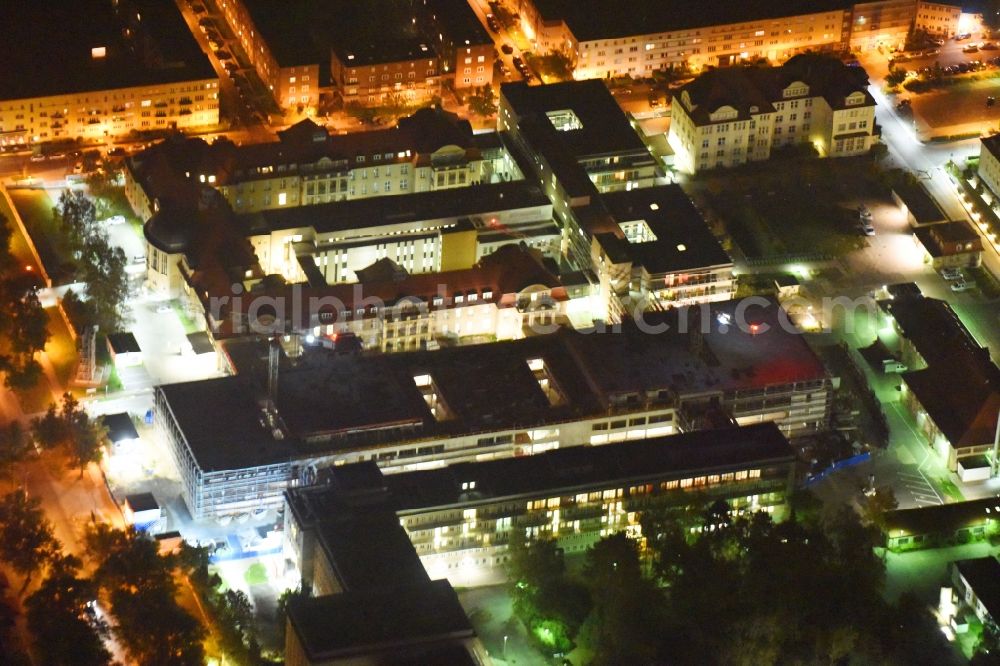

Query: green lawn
left=696, top=155, right=885, bottom=260
left=8, top=189, right=76, bottom=284
left=243, top=562, right=268, bottom=586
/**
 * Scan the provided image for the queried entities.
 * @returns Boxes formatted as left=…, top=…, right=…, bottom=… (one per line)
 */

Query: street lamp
left=503, top=635, right=508, bottom=659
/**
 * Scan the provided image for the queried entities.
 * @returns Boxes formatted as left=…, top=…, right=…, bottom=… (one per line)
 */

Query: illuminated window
left=278, top=192, right=287, bottom=206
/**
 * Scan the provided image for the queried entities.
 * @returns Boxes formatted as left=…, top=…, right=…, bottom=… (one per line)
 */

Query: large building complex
left=286, top=422, right=796, bottom=590
left=0, top=0, right=219, bottom=147
left=154, top=297, right=832, bottom=520
left=516, top=0, right=960, bottom=79
left=668, top=54, right=879, bottom=173
left=878, top=289, right=1000, bottom=473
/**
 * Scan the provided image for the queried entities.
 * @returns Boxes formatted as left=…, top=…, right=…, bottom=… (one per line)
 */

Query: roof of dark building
left=982, top=134, right=1000, bottom=162
left=124, top=492, right=159, bottom=513
left=501, top=80, right=649, bottom=158
left=914, top=221, right=984, bottom=257
left=317, top=510, right=430, bottom=592
left=955, top=558, right=1000, bottom=619
left=384, top=423, right=794, bottom=511
left=0, top=0, right=215, bottom=100
left=186, top=332, right=215, bottom=355
left=882, top=294, right=1000, bottom=447
left=286, top=580, right=474, bottom=660
left=157, top=377, right=294, bottom=472
left=422, top=0, right=493, bottom=46
left=240, top=0, right=326, bottom=67
left=172, top=299, right=826, bottom=469
left=242, top=180, right=551, bottom=235
left=533, top=0, right=852, bottom=41
left=881, top=295, right=992, bottom=370
left=893, top=180, right=948, bottom=225
left=100, top=413, right=139, bottom=444
left=107, top=333, right=141, bottom=355
left=885, top=497, right=1000, bottom=537
left=594, top=185, right=733, bottom=274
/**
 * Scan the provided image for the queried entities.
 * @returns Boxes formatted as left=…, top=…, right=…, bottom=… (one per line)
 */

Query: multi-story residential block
left=669, top=54, right=878, bottom=173
left=516, top=0, right=959, bottom=79
left=878, top=289, right=1000, bottom=473
left=849, top=0, right=918, bottom=51
left=518, top=0, right=850, bottom=77
left=419, top=0, right=496, bottom=91
left=915, top=0, right=962, bottom=38
left=127, top=109, right=515, bottom=221
left=977, top=134, right=1000, bottom=201
left=154, top=297, right=832, bottom=520
left=0, top=0, right=219, bottom=147
left=214, top=0, right=324, bottom=114
left=285, top=423, right=795, bottom=591
left=331, top=42, right=443, bottom=109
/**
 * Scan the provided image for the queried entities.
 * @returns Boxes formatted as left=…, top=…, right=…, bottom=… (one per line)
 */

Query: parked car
left=984, top=42, right=999, bottom=50
left=963, top=45, right=979, bottom=53
left=940, top=267, right=963, bottom=280
left=950, top=280, right=975, bottom=292
left=501, top=43, right=514, bottom=55
left=957, top=32, right=972, bottom=41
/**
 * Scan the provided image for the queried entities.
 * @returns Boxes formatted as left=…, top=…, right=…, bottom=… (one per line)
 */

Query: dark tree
left=25, top=555, right=111, bottom=666
left=0, top=490, right=60, bottom=594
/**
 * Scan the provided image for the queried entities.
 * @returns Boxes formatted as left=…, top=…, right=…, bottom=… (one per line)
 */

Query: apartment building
left=915, top=1, right=962, bottom=38
left=669, top=54, right=878, bottom=174
left=517, top=0, right=960, bottom=79
left=0, top=0, right=219, bottom=147
left=214, top=0, right=323, bottom=113
left=285, top=423, right=795, bottom=593
left=419, top=0, right=496, bottom=91
left=331, top=43, right=443, bottom=108
left=849, top=0, right=918, bottom=51
left=155, top=297, right=832, bottom=520
left=977, top=134, right=1000, bottom=201
left=518, top=0, right=850, bottom=78
left=127, top=109, right=514, bottom=219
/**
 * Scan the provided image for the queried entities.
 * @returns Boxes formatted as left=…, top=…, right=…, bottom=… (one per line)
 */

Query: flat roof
left=170, top=298, right=827, bottom=470
left=241, top=0, right=326, bottom=66
left=100, top=413, right=139, bottom=444
left=893, top=181, right=948, bottom=226
left=124, top=492, right=159, bottom=513
left=286, top=579, right=474, bottom=660
left=186, top=332, right=215, bottom=355
left=597, top=186, right=733, bottom=274
left=566, top=298, right=829, bottom=399
left=423, top=0, right=493, bottom=46
left=0, top=0, right=216, bottom=101
left=242, top=180, right=551, bottom=235
left=501, top=80, right=649, bottom=158
left=886, top=497, right=1000, bottom=537
left=533, top=0, right=852, bottom=42
left=157, top=377, right=294, bottom=472
left=385, top=423, right=794, bottom=511
left=955, top=558, right=1000, bottom=619
left=318, top=511, right=430, bottom=592
left=107, top=333, right=141, bottom=355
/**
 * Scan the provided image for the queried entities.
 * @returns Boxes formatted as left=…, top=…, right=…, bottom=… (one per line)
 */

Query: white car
left=950, top=280, right=975, bottom=292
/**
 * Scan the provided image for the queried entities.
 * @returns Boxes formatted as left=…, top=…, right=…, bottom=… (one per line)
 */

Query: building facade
left=914, top=1, right=962, bottom=37
left=214, top=0, right=323, bottom=114
left=669, top=55, right=878, bottom=174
